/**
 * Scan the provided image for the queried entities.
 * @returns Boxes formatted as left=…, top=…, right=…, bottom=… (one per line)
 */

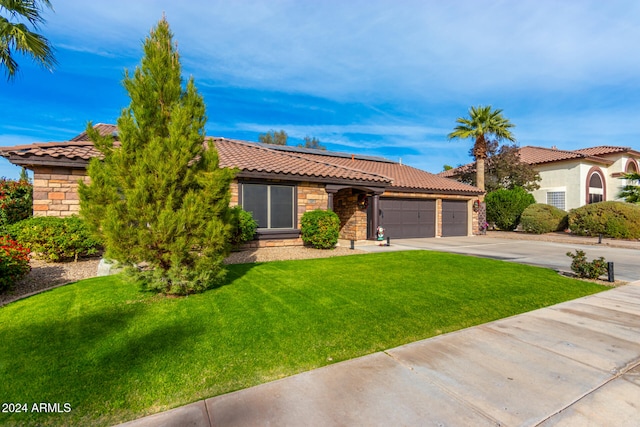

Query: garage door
left=442, top=200, right=468, bottom=237
left=379, top=199, right=435, bottom=239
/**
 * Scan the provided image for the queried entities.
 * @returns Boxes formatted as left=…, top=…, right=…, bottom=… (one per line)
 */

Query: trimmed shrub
left=229, top=206, right=257, bottom=248
left=485, top=187, right=535, bottom=231
left=0, top=177, right=33, bottom=227
left=300, top=209, right=340, bottom=249
left=566, top=249, right=607, bottom=279
left=568, top=201, right=640, bottom=239
left=0, top=235, right=31, bottom=292
left=520, top=203, right=568, bottom=234
left=9, top=216, right=102, bottom=262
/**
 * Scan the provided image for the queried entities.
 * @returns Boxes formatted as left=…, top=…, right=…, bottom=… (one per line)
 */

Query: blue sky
left=2, top=0, right=640, bottom=179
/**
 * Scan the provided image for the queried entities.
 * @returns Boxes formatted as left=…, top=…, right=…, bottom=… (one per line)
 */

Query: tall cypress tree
left=79, top=17, right=236, bottom=295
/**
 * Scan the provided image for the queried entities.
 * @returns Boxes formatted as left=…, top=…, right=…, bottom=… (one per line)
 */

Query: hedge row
left=7, top=216, right=103, bottom=262
left=520, top=204, right=568, bottom=234
left=568, top=201, right=640, bottom=239
left=500, top=199, right=640, bottom=240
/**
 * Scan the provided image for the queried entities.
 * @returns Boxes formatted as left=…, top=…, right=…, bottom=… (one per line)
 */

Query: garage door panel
left=380, top=198, right=435, bottom=239
left=442, top=200, right=468, bottom=237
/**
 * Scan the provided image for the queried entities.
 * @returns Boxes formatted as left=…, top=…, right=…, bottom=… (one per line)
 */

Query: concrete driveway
left=360, top=235, right=640, bottom=282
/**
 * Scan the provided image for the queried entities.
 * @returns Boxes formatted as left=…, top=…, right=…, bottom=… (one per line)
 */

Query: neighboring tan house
left=439, top=145, right=640, bottom=211
left=1, top=124, right=484, bottom=246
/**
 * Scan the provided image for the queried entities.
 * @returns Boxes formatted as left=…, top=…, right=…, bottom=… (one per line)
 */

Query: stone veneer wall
left=333, top=189, right=367, bottom=240
left=28, top=170, right=481, bottom=241
left=31, top=167, right=89, bottom=217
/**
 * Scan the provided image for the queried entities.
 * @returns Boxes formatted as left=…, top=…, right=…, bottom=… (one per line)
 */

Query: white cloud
left=4, top=0, right=639, bottom=177
left=44, top=1, right=640, bottom=102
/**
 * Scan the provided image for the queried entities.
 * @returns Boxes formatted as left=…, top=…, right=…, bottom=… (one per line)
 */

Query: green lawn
left=0, top=251, right=606, bottom=426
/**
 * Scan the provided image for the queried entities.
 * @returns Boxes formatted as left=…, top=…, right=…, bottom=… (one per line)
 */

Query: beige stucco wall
left=531, top=154, right=640, bottom=211
left=606, top=155, right=638, bottom=202
left=531, top=162, right=582, bottom=210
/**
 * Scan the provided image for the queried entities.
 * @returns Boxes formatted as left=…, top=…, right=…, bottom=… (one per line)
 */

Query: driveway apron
left=365, top=235, right=640, bottom=283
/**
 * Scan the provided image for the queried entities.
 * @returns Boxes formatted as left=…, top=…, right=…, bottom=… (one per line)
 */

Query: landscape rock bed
left=1, top=257, right=101, bottom=306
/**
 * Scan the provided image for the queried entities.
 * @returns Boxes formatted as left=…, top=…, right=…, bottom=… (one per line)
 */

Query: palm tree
left=0, top=0, right=56, bottom=81
left=447, top=105, right=516, bottom=191
left=618, top=172, right=640, bottom=204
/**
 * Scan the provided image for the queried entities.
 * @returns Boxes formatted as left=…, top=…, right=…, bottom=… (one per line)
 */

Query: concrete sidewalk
left=117, top=282, right=640, bottom=427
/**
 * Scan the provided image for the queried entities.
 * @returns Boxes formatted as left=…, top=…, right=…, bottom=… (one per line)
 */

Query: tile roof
left=0, top=124, right=483, bottom=194
left=518, top=146, right=588, bottom=164
left=573, top=146, right=630, bottom=156
left=294, top=151, right=482, bottom=193
left=437, top=144, right=628, bottom=178
left=212, top=138, right=391, bottom=185
left=70, top=123, right=119, bottom=141
left=0, top=141, right=102, bottom=164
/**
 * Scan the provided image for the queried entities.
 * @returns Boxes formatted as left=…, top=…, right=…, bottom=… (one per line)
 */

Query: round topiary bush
left=568, top=201, right=640, bottom=239
left=520, top=203, right=568, bottom=234
left=300, top=209, right=340, bottom=249
left=485, top=186, right=535, bottom=231
left=229, top=206, right=257, bottom=248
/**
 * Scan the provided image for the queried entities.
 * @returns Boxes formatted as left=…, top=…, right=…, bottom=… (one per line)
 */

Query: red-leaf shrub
left=0, top=235, right=31, bottom=292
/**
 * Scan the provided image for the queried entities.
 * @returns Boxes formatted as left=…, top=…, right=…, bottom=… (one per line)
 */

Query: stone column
left=326, top=189, right=337, bottom=210
left=370, top=194, right=380, bottom=240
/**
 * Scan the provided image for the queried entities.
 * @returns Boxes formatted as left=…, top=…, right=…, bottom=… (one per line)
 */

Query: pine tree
left=79, top=17, right=236, bottom=295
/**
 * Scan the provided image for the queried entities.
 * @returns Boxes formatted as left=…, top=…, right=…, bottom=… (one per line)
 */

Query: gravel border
left=225, top=245, right=365, bottom=264
left=1, top=257, right=101, bottom=306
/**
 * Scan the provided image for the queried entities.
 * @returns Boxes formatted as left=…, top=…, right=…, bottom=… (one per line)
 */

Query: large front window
left=241, top=183, right=295, bottom=229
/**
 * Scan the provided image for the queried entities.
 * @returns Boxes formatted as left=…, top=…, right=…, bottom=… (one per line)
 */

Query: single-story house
left=439, top=145, right=640, bottom=211
left=1, top=124, right=484, bottom=246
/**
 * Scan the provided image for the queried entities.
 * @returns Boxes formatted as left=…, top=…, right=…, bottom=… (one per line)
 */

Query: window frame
left=239, top=181, right=298, bottom=232
left=585, top=167, right=606, bottom=205
left=546, top=191, right=566, bottom=211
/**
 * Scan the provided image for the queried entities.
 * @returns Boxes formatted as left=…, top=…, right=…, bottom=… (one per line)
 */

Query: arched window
left=587, top=169, right=605, bottom=204
left=626, top=159, right=638, bottom=174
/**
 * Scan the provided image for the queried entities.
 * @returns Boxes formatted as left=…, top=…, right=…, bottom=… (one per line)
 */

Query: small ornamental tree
left=79, top=17, right=236, bottom=295
left=485, top=186, right=535, bottom=230
left=618, top=172, right=640, bottom=204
